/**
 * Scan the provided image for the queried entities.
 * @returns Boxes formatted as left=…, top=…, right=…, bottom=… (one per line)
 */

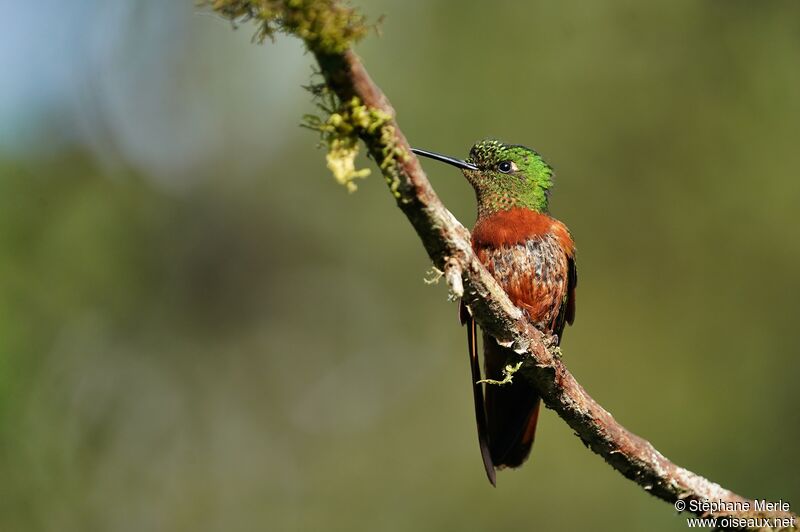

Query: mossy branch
left=206, top=0, right=371, bottom=53
left=206, top=1, right=798, bottom=529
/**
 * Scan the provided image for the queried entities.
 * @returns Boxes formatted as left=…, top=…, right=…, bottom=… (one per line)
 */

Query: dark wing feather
left=565, top=256, right=577, bottom=325
left=554, top=256, right=577, bottom=341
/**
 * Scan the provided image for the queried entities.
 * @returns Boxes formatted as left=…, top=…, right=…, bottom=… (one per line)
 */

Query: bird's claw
left=544, top=334, right=560, bottom=348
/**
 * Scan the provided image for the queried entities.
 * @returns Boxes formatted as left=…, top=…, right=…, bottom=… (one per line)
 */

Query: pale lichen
left=443, top=259, right=464, bottom=299
left=549, top=345, right=563, bottom=359
left=304, top=92, right=395, bottom=192
left=324, top=139, right=370, bottom=192
left=423, top=266, right=444, bottom=285
left=477, top=361, right=523, bottom=386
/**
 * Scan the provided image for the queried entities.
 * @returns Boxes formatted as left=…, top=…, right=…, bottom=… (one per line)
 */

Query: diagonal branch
left=208, top=3, right=797, bottom=528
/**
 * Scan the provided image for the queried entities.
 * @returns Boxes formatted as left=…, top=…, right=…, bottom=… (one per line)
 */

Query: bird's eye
left=497, top=161, right=513, bottom=173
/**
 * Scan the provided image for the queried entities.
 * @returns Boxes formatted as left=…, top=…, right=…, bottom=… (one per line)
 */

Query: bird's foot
left=544, top=333, right=560, bottom=348
left=477, top=361, right=523, bottom=386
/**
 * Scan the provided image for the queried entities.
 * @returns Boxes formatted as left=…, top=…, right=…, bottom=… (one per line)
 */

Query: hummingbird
left=412, top=139, right=577, bottom=486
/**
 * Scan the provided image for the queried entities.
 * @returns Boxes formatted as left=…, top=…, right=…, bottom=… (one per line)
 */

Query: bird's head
left=413, top=139, right=554, bottom=218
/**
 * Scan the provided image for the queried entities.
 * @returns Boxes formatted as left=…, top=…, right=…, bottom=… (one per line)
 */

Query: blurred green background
left=1, top=1, right=798, bottom=531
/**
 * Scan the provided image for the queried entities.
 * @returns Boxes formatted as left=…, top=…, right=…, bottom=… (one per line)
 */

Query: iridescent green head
left=412, top=139, right=554, bottom=218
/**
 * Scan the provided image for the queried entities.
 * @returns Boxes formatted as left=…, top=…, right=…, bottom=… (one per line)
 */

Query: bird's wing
left=565, top=256, right=577, bottom=325
left=554, top=255, right=577, bottom=339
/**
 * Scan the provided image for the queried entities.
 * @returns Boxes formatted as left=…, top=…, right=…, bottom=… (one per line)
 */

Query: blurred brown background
left=1, top=1, right=798, bottom=531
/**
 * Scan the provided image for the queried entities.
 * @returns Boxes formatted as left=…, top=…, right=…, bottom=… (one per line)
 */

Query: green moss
left=205, top=0, right=371, bottom=53
left=378, top=123, right=407, bottom=199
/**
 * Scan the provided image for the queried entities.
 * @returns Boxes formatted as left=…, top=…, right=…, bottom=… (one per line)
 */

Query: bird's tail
left=463, top=308, right=496, bottom=486
left=483, top=333, right=541, bottom=469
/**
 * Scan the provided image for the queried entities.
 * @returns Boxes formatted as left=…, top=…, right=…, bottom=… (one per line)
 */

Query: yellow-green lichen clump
left=206, top=0, right=370, bottom=53
left=305, top=96, right=394, bottom=192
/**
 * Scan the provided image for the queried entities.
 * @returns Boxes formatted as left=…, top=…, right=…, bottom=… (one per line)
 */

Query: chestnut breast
left=472, top=208, right=574, bottom=332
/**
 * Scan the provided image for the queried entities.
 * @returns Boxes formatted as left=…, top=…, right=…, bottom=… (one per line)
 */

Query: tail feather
left=483, top=333, right=541, bottom=468
left=463, top=308, right=496, bottom=486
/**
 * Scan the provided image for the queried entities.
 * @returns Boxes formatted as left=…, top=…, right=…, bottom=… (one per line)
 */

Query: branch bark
left=310, top=49, right=797, bottom=529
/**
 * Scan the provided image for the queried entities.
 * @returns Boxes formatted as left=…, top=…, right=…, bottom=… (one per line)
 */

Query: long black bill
left=411, top=148, right=479, bottom=171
